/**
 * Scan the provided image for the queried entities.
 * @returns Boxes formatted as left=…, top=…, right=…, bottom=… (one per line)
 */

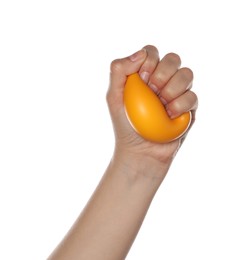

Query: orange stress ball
left=124, top=73, right=191, bottom=143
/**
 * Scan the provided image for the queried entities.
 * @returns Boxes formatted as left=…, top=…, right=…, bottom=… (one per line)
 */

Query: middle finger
left=148, top=52, right=181, bottom=94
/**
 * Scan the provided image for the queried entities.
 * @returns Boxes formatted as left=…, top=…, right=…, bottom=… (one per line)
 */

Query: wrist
left=110, top=148, right=172, bottom=184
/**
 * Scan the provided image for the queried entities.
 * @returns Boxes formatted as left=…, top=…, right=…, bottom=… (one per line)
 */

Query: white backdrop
left=1, top=0, right=250, bottom=259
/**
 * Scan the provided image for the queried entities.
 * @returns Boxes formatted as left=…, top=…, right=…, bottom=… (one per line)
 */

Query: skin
left=48, top=45, right=198, bottom=260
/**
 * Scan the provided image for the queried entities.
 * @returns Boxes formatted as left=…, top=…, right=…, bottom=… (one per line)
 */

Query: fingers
left=107, top=46, right=198, bottom=123
left=148, top=53, right=181, bottom=93
left=166, top=91, right=198, bottom=118
left=138, top=45, right=160, bottom=84
left=144, top=52, right=197, bottom=120
left=159, top=66, right=197, bottom=118
left=160, top=67, right=193, bottom=102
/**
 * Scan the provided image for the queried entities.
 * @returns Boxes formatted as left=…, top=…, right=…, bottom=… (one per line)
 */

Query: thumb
left=108, top=49, right=147, bottom=97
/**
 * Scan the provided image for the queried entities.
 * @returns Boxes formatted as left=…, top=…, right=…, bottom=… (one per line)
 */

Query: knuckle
left=143, top=44, right=159, bottom=54
left=106, top=89, right=115, bottom=108
left=165, top=52, right=181, bottom=66
left=162, top=86, right=174, bottom=100
left=167, top=101, right=182, bottom=118
left=106, top=89, right=111, bottom=103
left=179, top=67, right=194, bottom=81
left=141, top=58, right=158, bottom=72
left=188, top=90, right=198, bottom=102
left=168, top=90, right=198, bottom=116
left=110, top=59, right=123, bottom=73
left=153, top=71, right=166, bottom=85
left=188, top=91, right=199, bottom=108
left=171, top=99, right=182, bottom=112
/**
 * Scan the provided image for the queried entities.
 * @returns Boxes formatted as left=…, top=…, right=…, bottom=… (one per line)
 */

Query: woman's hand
left=48, top=46, right=198, bottom=260
left=107, top=45, right=198, bottom=176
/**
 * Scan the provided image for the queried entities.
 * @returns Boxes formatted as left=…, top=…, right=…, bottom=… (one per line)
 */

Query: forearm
left=48, top=153, right=168, bottom=260
left=48, top=45, right=197, bottom=260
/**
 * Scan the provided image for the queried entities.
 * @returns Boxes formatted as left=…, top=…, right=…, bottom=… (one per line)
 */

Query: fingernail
left=167, top=109, right=173, bottom=118
left=159, top=96, right=167, bottom=105
left=140, top=71, right=150, bottom=83
left=129, top=49, right=146, bottom=62
left=149, top=83, right=159, bottom=94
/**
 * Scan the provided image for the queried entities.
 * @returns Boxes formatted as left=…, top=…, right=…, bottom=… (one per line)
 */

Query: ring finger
left=159, top=67, right=194, bottom=104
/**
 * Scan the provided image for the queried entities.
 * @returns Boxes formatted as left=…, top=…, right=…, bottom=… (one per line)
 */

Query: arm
left=48, top=45, right=198, bottom=260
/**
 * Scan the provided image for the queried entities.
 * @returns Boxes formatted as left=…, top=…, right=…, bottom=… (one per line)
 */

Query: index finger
left=138, top=45, right=160, bottom=84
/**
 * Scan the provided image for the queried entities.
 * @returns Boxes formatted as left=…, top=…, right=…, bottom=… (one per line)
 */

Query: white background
left=0, top=0, right=250, bottom=259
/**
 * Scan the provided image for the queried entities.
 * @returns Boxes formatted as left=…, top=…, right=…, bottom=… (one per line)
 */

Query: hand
left=106, top=45, right=198, bottom=176
left=47, top=46, right=198, bottom=260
